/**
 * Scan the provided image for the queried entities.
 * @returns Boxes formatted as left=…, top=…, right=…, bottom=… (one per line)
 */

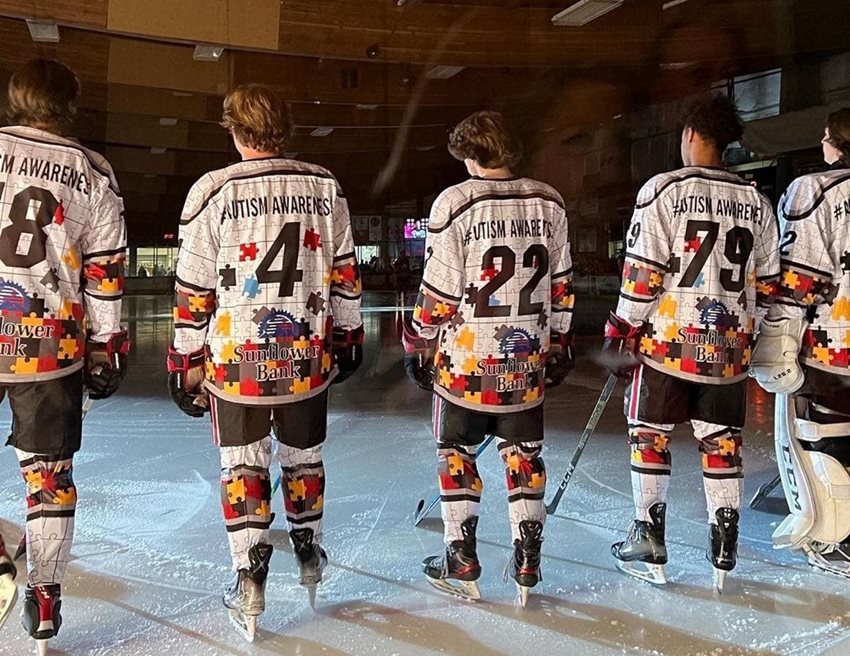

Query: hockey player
left=168, top=84, right=363, bottom=641
left=0, top=60, right=128, bottom=653
left=750, top=108, right=850, bottom=577
left=402, top=110, right=575, bottom=606
left=602, top=95, right=780, bottom=591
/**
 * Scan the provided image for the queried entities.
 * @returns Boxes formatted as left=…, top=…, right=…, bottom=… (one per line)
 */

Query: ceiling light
left=397, top=0, right=426, bottom=7
left=158, top=117, right=178, bottom=126
left=415, top=145, right=436, bottom=151
left=193, top=45, right=224, bottom=62
left=150, top=147, right=167, bottom=154
left=662, top=0, right=691, bottom=9
left=425, top=65, right=465, bottom=80
left=659, top=61, right=696, bottom=70
left=310, top=127, right=334, bottom=137
left=356, top=104, right=378, bottom=110
left=551, top=0, right=624, bottom=26
left=172, top=91, right=194, bottom=97
left=26, top=20, right=59, bottom=43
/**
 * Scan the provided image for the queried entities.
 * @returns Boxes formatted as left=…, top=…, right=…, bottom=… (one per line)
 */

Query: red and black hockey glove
left=601, top=312, right=642, bottom=379
left=546, top=331, right=575, bottom=388
left=167, top=346, right=209, bottom=417
left=85, top=330, right=130, bottom=400
left=332, top=325, right=364, bottom=385
left=401, top=316, right=436, bottom=392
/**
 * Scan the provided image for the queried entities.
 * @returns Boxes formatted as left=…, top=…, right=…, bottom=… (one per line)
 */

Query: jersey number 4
left=256, top=222, right=304, bottom=297
left=0, top=184, right=60, bottom=269
left=474, top=245, right=548, bottom=318
left=679, top=220, right=754, bottom=293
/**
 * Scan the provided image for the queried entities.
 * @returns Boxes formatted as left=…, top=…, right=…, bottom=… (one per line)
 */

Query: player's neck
left=470, top=164, right=514, bottom=180
left=241, top=149, right=281, bottom=161
left=685, top=146, right=724, bottom=169
left=19, top=121, right=63, bottom=136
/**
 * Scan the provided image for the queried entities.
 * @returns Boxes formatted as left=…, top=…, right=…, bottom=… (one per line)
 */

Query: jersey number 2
left=0, top=184, right=60, bottom=269
left=475, top=245, right=549, bottom=318
left=256, top=222, right=304, bottom=297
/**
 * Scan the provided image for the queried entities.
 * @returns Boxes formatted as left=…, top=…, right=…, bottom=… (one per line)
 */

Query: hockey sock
left=694, top=422, right=743, bottom=521
left=277, top=444, right=325, bottom=543
left=499, top=440, right=546, bottom=541
left=437, top=442, right=482, bottom=544
left=628, top=422, right=673, bottom=522
left=16, top=450, right=77, bottom=586
left=220, top=438, right=273, bottom=571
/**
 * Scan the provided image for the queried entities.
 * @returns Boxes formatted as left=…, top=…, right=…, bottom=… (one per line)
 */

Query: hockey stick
left=545, top=374, right=618, bottom=516
left=413, top=434, right=496, bottom=527
left=14, top=393, right=93, bottom=562
left=749, top=473, right=782, bottom=510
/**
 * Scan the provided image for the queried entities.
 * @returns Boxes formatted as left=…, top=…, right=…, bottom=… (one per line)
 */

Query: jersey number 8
left=0, top=185, right=60, bottom=270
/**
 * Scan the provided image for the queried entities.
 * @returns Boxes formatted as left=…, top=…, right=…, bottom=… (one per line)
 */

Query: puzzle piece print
left=456, top=327, right=475, bottom=350
left=306, top=292, right=326, bottom=315
left=40, top=269, right=60, bottom=292
left=303, top=228, right=322, bottom=251
left=239, top=243, right=258, bottom=261
left=219, top=265, right=237, bottom=290
left=243, top=274, right=260, bottom=298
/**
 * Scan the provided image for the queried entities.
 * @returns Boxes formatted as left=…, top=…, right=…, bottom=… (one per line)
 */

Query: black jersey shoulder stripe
left=181, top=166, right=339, bottom=225
left=175, top=276, right=216, bottom=293
left=625, top=253, right=668, bottom=270
left=428, top=192, right=566, bottom=235
left=780, top=258, right=834, bottom=278
left=0, top=131, right=121, bottom=196
left=634, top=172, right=752, bottom=210
left=421, top=278, right=463, bottom=303
left=782, top=173, right=850, bottom=222
left=82, top=246, right=126, bottom=260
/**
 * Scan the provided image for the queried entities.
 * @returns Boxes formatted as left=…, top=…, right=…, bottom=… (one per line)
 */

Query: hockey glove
left=332, top=325, right=364, bottom=385
left=749, top=316, right=807, bottom=395
left=601, top=312, right=642, bottom=379
left=546, top=331, right=575, bottom=388
left=167, top=347, right=209, bottom=417
left=401, top=316, right=436, bottom=391
left=85, top=330, right=130, bottom=399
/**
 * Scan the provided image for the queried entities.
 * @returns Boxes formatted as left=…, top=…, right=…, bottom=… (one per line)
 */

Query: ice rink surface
left=1, top=294, right=849, bottom=656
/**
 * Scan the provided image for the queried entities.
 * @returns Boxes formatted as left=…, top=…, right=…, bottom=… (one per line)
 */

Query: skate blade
left=517, top=583, right=531, bottom=608
left=426, top=576, right=481, bottom=601
left=35, top=639, right=48, bottom=656
left=228, top=610, right=257, bottom=643
left=713, top=568, right=727, bottom=594
left=614, top=559, right=667, bottom=585
left=806, top=550, right=850, bottom=580
left=0, top=574, right=17, bottom=630
left=306, top=584, right=317, bottom=609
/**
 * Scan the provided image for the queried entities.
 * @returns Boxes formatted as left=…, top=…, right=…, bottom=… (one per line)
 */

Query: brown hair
left=8, top=59, right=80, bottom=132
left=825, top=107, right=850, bottom=164
left=448, top=110, right=522, bottom=169
left=221, top=84, right=294, bottom=154
left=680, top=95, right=743, bottom=152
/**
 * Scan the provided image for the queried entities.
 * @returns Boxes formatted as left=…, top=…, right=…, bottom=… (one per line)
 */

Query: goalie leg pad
left=772, top=395, right=850, bottom=550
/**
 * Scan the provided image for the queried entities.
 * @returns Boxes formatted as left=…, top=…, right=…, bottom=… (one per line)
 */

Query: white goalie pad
left=772, top=394, right=850, bottom=550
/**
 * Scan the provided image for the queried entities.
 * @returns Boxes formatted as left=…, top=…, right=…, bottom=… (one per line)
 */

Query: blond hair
left=221, top=84, right=294, bottom=154
left=448, top=110, right=522, bottom=169
left=8, top=59, right=80, bottom=132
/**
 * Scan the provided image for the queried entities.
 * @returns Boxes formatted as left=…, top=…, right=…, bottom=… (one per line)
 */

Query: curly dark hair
left=680, top=95, right=743, bottom=152
left=8, top=59, right=80, bottom=132
left=448, top=110, right=522, bottom=169
left=825, top=107, right=850, bottom=164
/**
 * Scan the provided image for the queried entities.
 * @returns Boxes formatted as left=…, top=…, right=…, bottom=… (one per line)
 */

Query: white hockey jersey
left=0, top=126, right=126, bottom=383
left=413, top=176, right=574, bottom=413
left=770, top=165, right=850, bottom=376
left=173, top=157, right=362, bottom=405
left=616, top=166, right=780, bottom=384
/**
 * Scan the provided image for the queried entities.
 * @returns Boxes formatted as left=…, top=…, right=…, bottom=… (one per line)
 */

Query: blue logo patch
left=499, top=328, right=533, bottom=355
left=257, top=310, right=297, bottom=339
left=699, top=299, right=731, bottom=327
left=0, top=279, right=30, bottom=313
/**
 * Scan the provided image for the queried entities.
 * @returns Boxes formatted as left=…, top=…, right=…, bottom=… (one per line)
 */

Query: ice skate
left=422, top=517, right=481, bottom=601
left=804, top=540, right=850, bottom=580
left=505, top=520, right=543, bottom=607
left=612, top=503, right=668, bottom=585
left=707, top=508, right=738, bottom=594
left=222, top=543, right=273, bottom=643
left=0, top=539, right=17, bottom=631
left=22, top=584, right=62, bottom=656
left=289, top=528, right=327, bottom=608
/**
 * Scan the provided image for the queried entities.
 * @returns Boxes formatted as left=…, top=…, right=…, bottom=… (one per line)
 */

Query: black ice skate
left=289, top=528, right=328, bottom=608
left=505, top=520, right=543, bottom=607
left=422, top=517, right=482, bottom=601
left=22, top=584, right=62, bottom=656
left=222, top=543, right=273, bottom=643
left=611, top=503, right=668, bottom=585
left=0, top=539, right=17, bottom=631
left=805, top=539, right=850, bottom=580
left=706, top=508, right=738, bottom=594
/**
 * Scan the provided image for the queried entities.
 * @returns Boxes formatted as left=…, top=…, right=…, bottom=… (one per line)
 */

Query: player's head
left=679, top=95, right=743, bottom=167
left=448, top=110, right=522, bottom=175
left=221, top=84, right=294, bottom=158
left=823, top=107, right=850, bottom=166
left=7, top=59, right=80, bottom=134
